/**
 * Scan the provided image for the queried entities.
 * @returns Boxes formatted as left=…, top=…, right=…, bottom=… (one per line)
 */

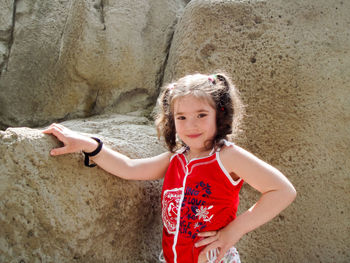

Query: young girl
left=43, top=73, right=296, bottom=263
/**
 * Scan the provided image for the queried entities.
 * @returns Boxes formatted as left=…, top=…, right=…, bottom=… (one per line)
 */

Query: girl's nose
left=186, top=116, right=198, bottom=128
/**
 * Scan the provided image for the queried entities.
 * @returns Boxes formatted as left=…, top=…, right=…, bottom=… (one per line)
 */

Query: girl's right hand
left=42, top=123, right=98, bottom=156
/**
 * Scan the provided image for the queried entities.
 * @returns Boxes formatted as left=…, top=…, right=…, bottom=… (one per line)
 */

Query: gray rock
left=0, top=0, right=185, bottom=129
left=0, top=0, right=13, bottom=74
left=164, top=0, right=350, bottom=262
left=0, top=114, right=166, bottom=262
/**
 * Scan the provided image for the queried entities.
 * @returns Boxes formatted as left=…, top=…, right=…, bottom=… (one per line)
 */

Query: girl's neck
left=185, top=148, right=213, bottom=161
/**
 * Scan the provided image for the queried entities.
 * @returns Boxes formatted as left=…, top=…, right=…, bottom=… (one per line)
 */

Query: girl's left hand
left=195, top=224, right=243, bottom=263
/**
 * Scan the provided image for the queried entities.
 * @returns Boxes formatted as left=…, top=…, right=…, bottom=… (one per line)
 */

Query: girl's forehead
left=173, top=95, right=215, bottom=112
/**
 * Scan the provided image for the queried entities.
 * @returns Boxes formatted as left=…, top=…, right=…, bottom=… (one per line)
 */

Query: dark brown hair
left=155, top=72, right=245, bottom=152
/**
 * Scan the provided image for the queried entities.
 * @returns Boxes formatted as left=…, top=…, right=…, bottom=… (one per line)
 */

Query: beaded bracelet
left=83, top=137, right=103, bottom=167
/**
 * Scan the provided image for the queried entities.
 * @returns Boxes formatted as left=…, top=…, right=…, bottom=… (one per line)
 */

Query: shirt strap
left=216, top=139, right=235, bottom=152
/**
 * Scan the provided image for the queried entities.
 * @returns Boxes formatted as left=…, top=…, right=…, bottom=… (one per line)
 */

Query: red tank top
left=161, top=141, right=244, bottom=263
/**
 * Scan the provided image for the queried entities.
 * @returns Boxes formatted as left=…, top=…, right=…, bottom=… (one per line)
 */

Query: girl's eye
left=198, top=113, right=207, bottom=118
left=177, top=116, right=186, bottom=120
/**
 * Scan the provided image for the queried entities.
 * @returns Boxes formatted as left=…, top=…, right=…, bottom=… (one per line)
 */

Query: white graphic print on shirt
left=162, top=188, right=183, bottom=234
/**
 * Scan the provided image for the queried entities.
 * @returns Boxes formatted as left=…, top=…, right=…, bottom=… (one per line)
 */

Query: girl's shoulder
left=218, top=141, right=259, bottom=175
left=219, top=141, right=252, bottom=160
left=218, top=140, right=237, bottom=156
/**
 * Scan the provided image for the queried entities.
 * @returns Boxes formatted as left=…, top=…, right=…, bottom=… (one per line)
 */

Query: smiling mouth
left=187, top=133, right=202, bottom=138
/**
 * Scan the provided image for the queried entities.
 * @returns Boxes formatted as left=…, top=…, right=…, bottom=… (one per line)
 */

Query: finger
left=42, top=127, right=65, bottom=142
left=42, top=123, right=63, bottom=132
left=199, top=247, right=220, bottom=263
left=42, top=127, right=57, bottom=134
left=42, top=128, right=51, bottom=134
left=50, top=146, right=70, bottom=156
left=195, top=235, right=217, bottom=248
left=42, top=124, right=56, bottom=133
left=215, top=247, right=229, bottom=263
left=198, top=231, right=217, bottom=237
left=52, top=123, right=65, bottom=130
left=199, top=241, right=220, bottom=259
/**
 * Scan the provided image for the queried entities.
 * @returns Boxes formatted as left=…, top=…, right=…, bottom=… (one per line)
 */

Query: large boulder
left=0, top=0, right=186, bottom=129
left=0, top=114, right=166, bottom=262
left=0, top=0, right=13, bottom=72
left=164, top=0, right=350, bottom=262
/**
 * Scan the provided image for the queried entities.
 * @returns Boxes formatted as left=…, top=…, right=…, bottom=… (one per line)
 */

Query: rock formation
left=0, top=114, right=166, bottom=262
left=0, top=0, right=186, bottom=129
left=0, top=0, right=349, bottom=262
left=164, top=0, right=350, bottom=262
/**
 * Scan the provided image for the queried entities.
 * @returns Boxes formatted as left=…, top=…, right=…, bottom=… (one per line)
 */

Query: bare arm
left=223, top=145, right=296, bottom=234
left=42, top=123, right=171, bottom=180
left=197, top=144, right=296, bottom=262
left=90, top=147, right=171, bottom=180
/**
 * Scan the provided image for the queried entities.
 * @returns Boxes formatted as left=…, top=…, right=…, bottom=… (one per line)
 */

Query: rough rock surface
left=1, top=0, right=350, bottom=262
left=0, top=0, right=185, bottom=129
left=164, top=0, right=350, bottom=262
left=0, top=0, right=13, bottom=72
left=0, top=114, right=166, bottom=262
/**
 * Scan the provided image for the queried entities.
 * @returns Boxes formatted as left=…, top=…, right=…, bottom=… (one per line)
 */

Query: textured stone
left=1, top=0, right=349, bottom=262
left=164, top=0, right=350, bottom=262
left=0, top=114, right=166, bottom=262
left=0, top=0, right=13, bottom=73
left=0, top=0, right=185, bottom=129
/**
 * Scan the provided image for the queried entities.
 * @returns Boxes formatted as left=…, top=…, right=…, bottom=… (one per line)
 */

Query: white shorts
left=206, top=247, right=241, bottom=263
left=159, top=247, right=241, bottom=263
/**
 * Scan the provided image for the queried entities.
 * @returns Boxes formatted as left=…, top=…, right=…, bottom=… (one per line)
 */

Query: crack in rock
left=155, top=20, right=177, bottom=94
left=0, top=0, right=17, bottom=77
left=93, top=0, right=106, bottom=30
left=56, top=0, right=73, bottom=65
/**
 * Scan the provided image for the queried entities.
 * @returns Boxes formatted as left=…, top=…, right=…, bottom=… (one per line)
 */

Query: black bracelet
left=83, top=137, right=103, bottom=167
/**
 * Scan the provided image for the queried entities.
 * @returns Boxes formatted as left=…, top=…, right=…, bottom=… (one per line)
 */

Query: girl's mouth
left=187, top=133, right=202, bottom=138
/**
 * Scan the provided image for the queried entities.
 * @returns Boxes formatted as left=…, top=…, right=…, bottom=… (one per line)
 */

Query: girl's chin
left=181, top=139, right=214, bottom=150
left=183, top=142, right=206, bottom=151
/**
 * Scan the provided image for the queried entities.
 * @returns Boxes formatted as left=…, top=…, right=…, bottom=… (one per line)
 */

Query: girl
left=43, top=73, right=296, bottom=263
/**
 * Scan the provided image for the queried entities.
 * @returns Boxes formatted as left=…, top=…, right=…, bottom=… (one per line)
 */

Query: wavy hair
left=154, top=72, right=245, bottom=152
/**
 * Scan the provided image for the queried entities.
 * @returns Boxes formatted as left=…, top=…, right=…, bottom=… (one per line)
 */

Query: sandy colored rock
left=164, top=0, right=350, bottom=262
left=0, top=0, right=13, bottom=74
left=0, top=114, right=167, bottom=262
left=1, top=0, right=349, bottom=261
left=0, top=0, right=185, bottom=129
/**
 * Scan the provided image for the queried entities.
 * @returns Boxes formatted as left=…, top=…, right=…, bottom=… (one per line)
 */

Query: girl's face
left=173, top=95, right=217, bottom=153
